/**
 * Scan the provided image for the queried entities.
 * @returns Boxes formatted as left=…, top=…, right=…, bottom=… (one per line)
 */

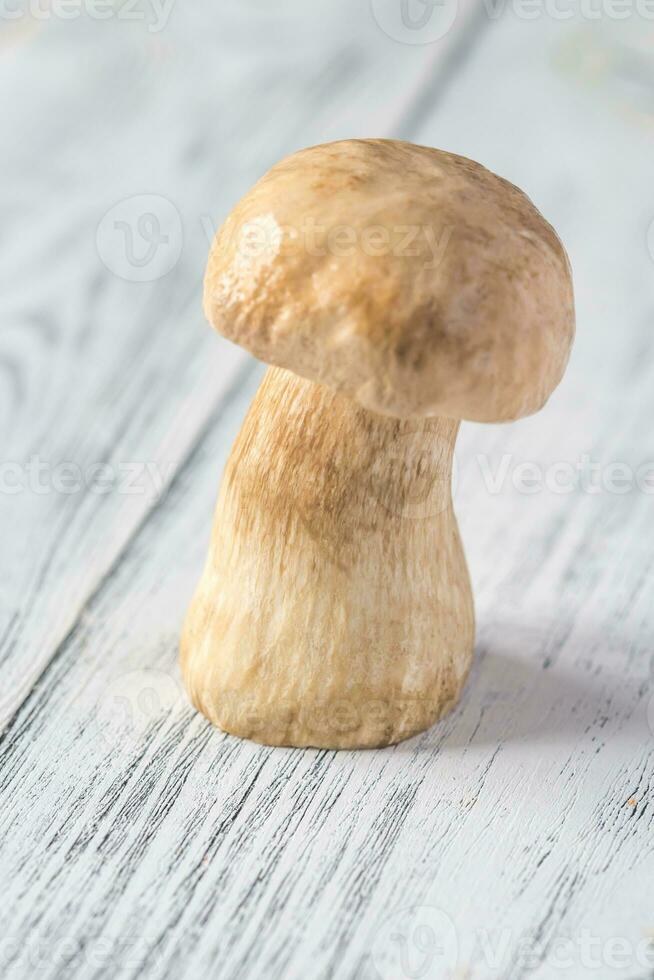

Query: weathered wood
left=1, top=10, right=653, bottom=980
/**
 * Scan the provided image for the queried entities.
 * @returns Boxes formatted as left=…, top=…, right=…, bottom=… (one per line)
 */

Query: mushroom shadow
left=398, top=624, right=651, bottom=753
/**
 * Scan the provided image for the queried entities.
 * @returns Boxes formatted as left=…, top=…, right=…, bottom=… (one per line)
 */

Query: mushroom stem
left=181, top=365, right=474, bottom=748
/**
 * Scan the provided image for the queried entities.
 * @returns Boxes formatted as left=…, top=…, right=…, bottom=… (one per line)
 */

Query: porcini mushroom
left=181, top=139, right=574, bottom=749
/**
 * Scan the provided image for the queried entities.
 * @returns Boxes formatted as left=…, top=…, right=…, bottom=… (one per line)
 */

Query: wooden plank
left=2, top=11, right=653, bottom=980
left=406, top=16, right=654, bottom=978
left=0, top=1, right=481, bottom=730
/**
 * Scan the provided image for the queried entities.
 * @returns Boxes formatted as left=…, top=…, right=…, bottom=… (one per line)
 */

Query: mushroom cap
left=204, top=139, right=575, bottom=421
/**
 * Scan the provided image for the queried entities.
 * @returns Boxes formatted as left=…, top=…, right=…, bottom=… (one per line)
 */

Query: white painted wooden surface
left=1, top=8, right=653, bottom=980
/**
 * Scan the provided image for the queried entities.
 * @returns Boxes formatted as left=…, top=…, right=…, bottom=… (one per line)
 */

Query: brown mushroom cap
left=204, top=139, right=575, bottom=421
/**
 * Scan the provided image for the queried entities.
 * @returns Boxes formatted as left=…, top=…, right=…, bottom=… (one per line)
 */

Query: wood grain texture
left=1, top=10, right=653, bottom=980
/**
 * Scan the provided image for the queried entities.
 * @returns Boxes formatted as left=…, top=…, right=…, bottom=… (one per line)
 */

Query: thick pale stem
left=181, top=366, right=474, bottom=748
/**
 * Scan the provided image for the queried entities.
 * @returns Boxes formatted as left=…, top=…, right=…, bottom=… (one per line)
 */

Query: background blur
left=1, top=5, right=653, bottom=980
